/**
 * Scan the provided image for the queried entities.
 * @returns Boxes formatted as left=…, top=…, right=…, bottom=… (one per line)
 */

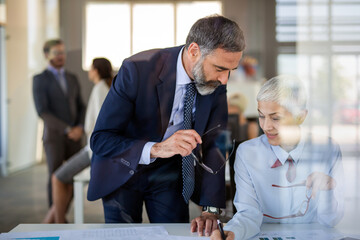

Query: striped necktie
left=286, top=156, right=296, bottom=182
left=182, top=82, right=196, bottom=203
left=57, top=71, right=67, bottom=95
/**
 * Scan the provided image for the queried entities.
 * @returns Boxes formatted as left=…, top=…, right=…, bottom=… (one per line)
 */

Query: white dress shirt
left=139, top=47, right=196, bottom=164
left=224, top=133, right=344, bottom=240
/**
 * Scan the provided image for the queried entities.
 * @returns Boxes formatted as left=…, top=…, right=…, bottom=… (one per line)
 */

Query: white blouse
left=84, top=80, right=109, bottom=157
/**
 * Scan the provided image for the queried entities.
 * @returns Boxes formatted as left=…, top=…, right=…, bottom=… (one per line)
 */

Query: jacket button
left=129, top=170, right=134, bottom=175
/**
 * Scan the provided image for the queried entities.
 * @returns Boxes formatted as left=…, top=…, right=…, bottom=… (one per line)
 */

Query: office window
left=176, top=1, right=222, bottom=45
left=84, top=3, right=131, bottom=70
left=132, top=3, right=174, bottom=54
left=276, top=0, right=360, bottom=201
left=276, top=0, right=360, bottom=123
left=83, top=1, right=222, bottom=70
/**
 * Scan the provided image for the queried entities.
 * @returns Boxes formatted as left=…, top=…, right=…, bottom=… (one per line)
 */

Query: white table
left=10, top=223, right=196, bottom=237
left=73, top=167, right=90, bottom=224
left=8, top=223, right=360, bottom=239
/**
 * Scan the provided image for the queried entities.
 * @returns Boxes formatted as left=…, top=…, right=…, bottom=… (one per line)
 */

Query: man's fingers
left=190, top=219, right=198, bottom=233
left=196, top=218, right=205, bottom=236
left=204, top=218, right=213, bottom=236
left=176, top=131, right=201, bottom=148
left=212, top=219, right=218, bottom=232
left=181, top=129, right=202, bottom=143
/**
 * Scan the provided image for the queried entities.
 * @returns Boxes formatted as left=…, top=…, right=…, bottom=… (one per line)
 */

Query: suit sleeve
left=32, top=74, right=69, bottom=133
left=90, top=60, right=147, bottom=168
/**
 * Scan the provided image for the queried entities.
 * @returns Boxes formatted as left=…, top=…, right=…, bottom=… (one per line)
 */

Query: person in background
left=42, top=58, right=113, bottom=223
left=226, top=93, right=259, bottom=215
left=87, top=15, right=245, bottom=237
left=33, top=39, right=85, bottom=208
left=227, top=93, right=259, bottom=142
left=211, top=75, right=344, bottom=240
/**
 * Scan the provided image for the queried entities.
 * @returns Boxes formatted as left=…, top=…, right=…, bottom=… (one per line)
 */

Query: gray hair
left=185, top=14, right=245, bottom=57
left=257, top=75, right=308, bottom=117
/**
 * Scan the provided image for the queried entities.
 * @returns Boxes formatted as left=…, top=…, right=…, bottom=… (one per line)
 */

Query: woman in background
left=227, top=92, right=259, bottom=142
left=43, top=57, right=113, bottom=223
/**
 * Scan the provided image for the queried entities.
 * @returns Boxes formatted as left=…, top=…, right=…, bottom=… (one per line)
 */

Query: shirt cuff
left=139, top=142, right=157, bottom=165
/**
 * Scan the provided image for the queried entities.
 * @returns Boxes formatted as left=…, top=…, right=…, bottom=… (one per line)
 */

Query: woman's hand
left=210, top=229, right=235, bottom=240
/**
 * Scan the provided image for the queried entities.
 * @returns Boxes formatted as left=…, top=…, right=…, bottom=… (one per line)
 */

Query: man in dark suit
left=33, top=39, right=85, bottom=211
left=87, top=15, right=245, bottom=236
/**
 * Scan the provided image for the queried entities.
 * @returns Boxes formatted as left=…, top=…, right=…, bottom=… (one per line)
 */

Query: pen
left=217, top=219, right=226, bottom=240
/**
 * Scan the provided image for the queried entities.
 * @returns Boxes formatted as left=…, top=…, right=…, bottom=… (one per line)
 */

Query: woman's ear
left=296, top=110, right=308, bottom=124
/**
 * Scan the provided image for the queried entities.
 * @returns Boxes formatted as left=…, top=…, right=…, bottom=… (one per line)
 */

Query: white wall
left=5, top=0, right=59, bottom=173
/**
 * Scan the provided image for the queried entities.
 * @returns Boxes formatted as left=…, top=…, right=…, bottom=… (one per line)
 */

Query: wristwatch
left=202, top=206, right=220, bottom=215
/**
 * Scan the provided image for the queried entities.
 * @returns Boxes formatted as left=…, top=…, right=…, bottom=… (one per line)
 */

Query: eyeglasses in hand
left=263, top=181, right=311, bottom=219
left=190, top=124, right=236, bottom=175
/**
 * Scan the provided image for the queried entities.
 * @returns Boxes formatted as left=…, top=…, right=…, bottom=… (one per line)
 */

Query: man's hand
left=190, top=212, right=218, bottom=237
left=150, top=129, right=201, bottom=158
left=210, top=229, right=235, bottom=240
left=67, top=126, right=83, bottom=141
left=306, top=172, right=337, bottom=199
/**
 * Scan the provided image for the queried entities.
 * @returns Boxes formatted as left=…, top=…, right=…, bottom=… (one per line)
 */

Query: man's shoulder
left=126, top=45, right=183, bottom=63
left=64, top=70, right=78, bottom=79
left=33, top=69, right=53, bottom=83
left=34, top=69, right=49, bottom=78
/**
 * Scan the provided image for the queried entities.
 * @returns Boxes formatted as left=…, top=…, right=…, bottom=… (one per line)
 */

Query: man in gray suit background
left=33, top=39, right=85, bottom=209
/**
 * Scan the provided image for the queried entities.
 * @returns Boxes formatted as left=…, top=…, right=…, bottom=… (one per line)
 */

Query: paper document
left=0, top=226, right=172, bottom=240
left=250, top=230, right=344, bottom=240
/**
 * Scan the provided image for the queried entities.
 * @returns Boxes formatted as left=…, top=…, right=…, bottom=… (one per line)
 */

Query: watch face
left=209, top=207, right=217, bottom=212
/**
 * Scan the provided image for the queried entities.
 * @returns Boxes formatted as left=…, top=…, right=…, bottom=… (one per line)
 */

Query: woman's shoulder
left=238, top=134, right=269, bottom=149
left=92, top=80, right=109, bottom=93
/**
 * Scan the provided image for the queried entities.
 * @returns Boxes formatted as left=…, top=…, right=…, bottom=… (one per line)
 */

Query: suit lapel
left=45, top=69, right=68, bottom=98
left=194, top=93, right=212, bottom=136
left=64, top=72, right=72, bottom=98
left=156, top=48, right=181, bottom=135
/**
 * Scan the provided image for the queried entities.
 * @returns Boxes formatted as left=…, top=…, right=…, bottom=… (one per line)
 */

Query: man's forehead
left=205, top=49, right=242, bottom=68
left=50, top=44, right=65, bottom=50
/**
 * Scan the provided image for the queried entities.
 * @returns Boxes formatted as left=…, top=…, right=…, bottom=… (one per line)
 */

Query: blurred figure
left=227, top=93, right=259, bottom=142
left=239, top=56, right=258, bottom=80
left=43, top=58, right=113, bottom=223
left=33, top=39, right=85, bottom=208
left=211, top=75, right=344, bottom=240
left=227, top=56, right=265, bottom=121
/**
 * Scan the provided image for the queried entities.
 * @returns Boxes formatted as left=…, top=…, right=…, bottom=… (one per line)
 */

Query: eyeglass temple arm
left=202, top=124, right=221, bottom=137
left=272, top=180, right=306, bottom=188
left=190, top=152, right=214, bottom=174
left=263, top=213, right=301, bottom=219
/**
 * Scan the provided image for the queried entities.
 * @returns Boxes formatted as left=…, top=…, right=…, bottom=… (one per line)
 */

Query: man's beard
left=192, top=58, right=221, bottom=96
left=50, top=59, right=65, bottom=69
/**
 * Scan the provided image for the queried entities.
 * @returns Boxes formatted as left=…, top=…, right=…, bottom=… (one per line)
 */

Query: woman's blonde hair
left=257, top=75, right=308, bottom=118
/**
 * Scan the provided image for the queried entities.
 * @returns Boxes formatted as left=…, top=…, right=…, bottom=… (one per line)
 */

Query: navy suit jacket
left=87, top=46, right=227, bottom=208
left=33, top=69, right=85, bottom=141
